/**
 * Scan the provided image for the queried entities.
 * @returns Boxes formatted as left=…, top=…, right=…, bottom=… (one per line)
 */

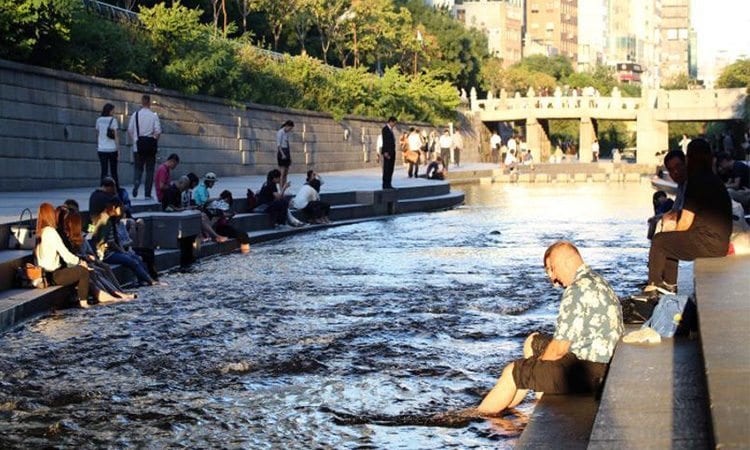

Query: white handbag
left=8, top=208, right=37, bottom=250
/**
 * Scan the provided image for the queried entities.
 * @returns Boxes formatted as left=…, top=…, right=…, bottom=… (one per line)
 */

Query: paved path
left=0, top=163, right=495, bottom=224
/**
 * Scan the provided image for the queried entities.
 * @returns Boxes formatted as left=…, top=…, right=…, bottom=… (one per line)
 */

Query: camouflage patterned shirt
left=553, top=264, right=624, bottom=363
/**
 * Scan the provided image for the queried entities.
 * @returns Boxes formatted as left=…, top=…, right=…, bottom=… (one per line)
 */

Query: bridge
left=470, top=87, right=747, bottom=164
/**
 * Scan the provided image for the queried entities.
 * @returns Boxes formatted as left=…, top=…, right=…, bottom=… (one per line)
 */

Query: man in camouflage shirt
left=476, top=241, right=624, bottom=414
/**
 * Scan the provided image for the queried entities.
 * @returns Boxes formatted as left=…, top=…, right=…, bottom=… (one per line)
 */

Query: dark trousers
left=266, top=200, right=290, bottom=225
left=133, top=151, right=156, bottom=197
left=382, top=153, right=395, bottom=189
left=454, top=148, right=461, bottom=166
left=98, top=151, right=119, bottom=186
left=440, top=148, right=451, bottom=167
left=491, top=148, right=499, bottom=164
left=302, top=201, right=331, bottom=220
left=215, top=223, right=250, bottom=244
left=648, top=229, right=728, bottom=285
left=51, top=266, right=89, bottom=302
left=104, top=251, right=153, bottom=284
left=407, top=161, right=419, bottom=178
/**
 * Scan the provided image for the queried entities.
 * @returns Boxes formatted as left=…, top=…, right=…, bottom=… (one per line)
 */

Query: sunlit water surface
left=0, top=183, right=656, bottom=449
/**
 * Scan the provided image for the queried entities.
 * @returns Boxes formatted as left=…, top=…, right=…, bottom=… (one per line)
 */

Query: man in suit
left=381, top=116, right=397, bottom=189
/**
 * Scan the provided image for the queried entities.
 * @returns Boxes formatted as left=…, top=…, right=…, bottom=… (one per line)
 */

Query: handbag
left=16, top=263, right=47, bottom=289
left=8, top=208, right=36, bottom=250
left=642, top=294, right=690, bottom=337
left=106, top=117, right=115, bottom=139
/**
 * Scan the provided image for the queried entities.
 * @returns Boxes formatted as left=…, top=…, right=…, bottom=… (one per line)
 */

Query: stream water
left=0, top=182, right=655, bottom=449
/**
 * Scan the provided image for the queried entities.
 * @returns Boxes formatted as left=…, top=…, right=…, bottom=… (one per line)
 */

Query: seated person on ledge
left=633, top=139, right=732, bottom=301
left=423, top=156, right=447, bottom=180
left=162, top=176, right=228, bottom=243
left=475, top=241, right=623, bottom=415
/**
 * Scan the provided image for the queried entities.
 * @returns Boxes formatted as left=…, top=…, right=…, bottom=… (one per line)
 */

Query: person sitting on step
left=474, top=241, right=623, bottom=415
left=633, top=139, right=732, bottom=301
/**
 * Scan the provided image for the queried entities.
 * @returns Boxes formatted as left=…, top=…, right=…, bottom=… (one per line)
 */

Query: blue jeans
left=104, top=251, right=153, bottom=284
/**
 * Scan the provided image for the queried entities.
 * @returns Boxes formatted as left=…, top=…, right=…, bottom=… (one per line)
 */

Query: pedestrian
left=439, top=129, right=452, bottom=167
left=276, top=120, right=294, bottom=188
left=406, top=127, right=422, bottom=178
left=452, top=129, right=463, bottom=167
left=95, top=103, right=119, bottom=186
left=490, top=131, right=502, bottom=164
left=128, top=94, right=161, bottom=199
left=592, top=138, right=600, bottom=162
left=381, top=117, right=397, bottom=189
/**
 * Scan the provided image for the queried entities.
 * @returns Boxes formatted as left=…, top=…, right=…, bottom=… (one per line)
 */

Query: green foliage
left=515, top=55, right=574, bottom=81
left=716, top=59, right=750, bottom=89
left=0, top=0, right=76, bottom=66
left=662, top=73, right=689, bottom=90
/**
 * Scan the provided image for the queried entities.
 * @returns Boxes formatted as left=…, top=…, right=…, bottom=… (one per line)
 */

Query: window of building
left=666, top=28, right=678, bottom=40
left=546, top=22, right=554, bottom=32
left=678, top=28, right=688, bottom=40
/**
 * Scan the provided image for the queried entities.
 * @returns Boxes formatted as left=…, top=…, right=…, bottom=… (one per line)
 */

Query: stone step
left=694, top=256, right=750, bottom=448
left=397, top=192, right=465, bottom=214
left=587, top=328, right=712, bottom=449
left=516, top=394, right=599, bottom=449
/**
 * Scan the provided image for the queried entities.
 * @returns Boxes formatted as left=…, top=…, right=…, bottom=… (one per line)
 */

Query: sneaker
left=623, top=327, right=661, bottom=344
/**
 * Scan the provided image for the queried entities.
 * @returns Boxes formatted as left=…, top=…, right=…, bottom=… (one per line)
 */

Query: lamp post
left=413, top=29, right=424, bottom=77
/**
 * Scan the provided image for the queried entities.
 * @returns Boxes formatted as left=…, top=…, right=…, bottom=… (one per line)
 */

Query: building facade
left=453, top=0, right=524, bottom=67
left=659, top=0, right=690, bottom=84
left=524, top=0, right=578, bottom=61
left=577, top=0, right=608, bottom=70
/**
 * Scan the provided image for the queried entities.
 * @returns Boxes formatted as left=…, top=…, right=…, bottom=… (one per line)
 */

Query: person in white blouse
left=35, top=203, right=91, bottom=308
left=95, top=103, right=119, bottom=186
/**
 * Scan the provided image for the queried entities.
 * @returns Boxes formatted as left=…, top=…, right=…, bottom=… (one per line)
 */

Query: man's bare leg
left=476, top=363, right=520, bottom=415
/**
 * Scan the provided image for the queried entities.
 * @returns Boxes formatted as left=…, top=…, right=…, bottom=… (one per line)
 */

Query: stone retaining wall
left=0, top=59, right=479, bottom=191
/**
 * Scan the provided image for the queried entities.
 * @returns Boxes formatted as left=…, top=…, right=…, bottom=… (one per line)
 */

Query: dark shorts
left=512, top=333, right=608, bottom=394
left=278, top=148, right=291, bottom=167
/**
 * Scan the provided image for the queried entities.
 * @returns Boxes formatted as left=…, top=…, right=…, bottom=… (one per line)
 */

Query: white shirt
left=439, top=134, right=452, bottom=149
left=292, top=184, right=320, bottom=209
left=507, top=138, right=517, bottom=151
left=452, top=132, right=463, bottom=149
left=490, top=134, right=502, bottom=149
left=504, top=152, right=517, bottom=165
left=95, top=116, right=118, bottom=152
left=376, top=134, right=383, bottom=151
left=592, top=142, right=600, bottom=153
left=36, top=226, right=80, bottom=272
left=127, top=107, right=161, bottom=142
left=277, top=128, right=290, bottom=148
left=407, top=132, right=422, bottom=151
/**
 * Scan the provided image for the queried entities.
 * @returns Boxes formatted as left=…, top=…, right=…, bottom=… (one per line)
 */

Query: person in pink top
left=154, top=153, right=180, bottom=202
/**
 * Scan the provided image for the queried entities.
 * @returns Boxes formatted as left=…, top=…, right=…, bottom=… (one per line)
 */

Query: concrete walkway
left=0, top=163, right=495, bottom=225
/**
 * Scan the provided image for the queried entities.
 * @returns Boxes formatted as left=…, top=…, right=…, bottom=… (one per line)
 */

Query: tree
left=515, top=55, right=574, bottom=81
left=310, top=0, right=348, bottom=65
left=234, top=0, right=261, bottom=34
left=260, top=0, right=299, bottom=51
left=716, top=59, right=750, bottom=88
left=289, top=0, right=314, bottom=54
left=662, top=73, right=689, bottom=90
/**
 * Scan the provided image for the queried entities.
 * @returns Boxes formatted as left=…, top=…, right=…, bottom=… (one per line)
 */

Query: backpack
left=247, top=189, right=258, bottom=211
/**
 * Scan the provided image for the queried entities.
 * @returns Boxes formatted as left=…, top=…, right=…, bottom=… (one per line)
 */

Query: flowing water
left=0, top=182, right=656, bottom=449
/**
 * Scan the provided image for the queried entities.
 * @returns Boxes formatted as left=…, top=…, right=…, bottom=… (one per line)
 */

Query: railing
left=472, top=95, right=640, bottom=113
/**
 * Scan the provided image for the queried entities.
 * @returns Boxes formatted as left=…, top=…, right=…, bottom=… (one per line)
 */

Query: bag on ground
left=642, top=294, right=690, bottom=337
left=8, top=208, right=36, bottom=250
left=16, top=263, right=47, bottom=289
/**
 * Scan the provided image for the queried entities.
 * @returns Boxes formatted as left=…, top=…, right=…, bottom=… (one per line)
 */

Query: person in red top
left=154, top=153, right=180, bottom=202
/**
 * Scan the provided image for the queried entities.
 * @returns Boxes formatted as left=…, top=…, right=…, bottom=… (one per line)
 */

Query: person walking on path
left=95, top=103, right=119, bottom=186
left=475, top=241, right=623, bottom=414
left=452, top=129, right=463, bottom=168
left=406, top=127, right=422, bottom=178
left=276, top=120, right=294, bottom=188
left=128, top=95, right=161, bottom=199
left=591, top=138, right=600, bottom=162
left=381, top=117, right=397, bottom=189
left=438, top=129, right=452, bottom=168
left=490, top=131, right=502, bottom=164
